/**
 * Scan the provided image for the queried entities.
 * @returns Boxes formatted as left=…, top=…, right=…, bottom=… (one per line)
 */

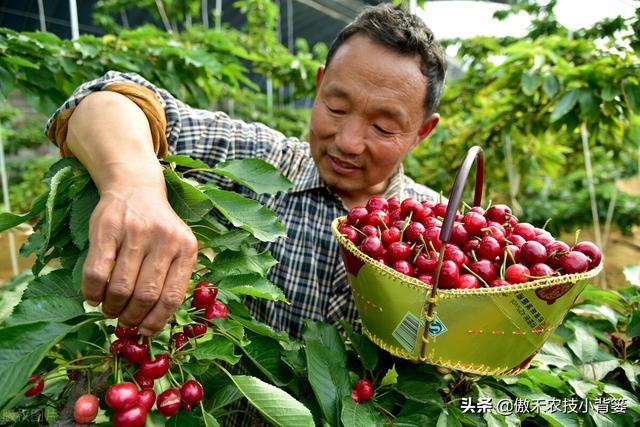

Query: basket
left=331, top=146, right=603, bottom=375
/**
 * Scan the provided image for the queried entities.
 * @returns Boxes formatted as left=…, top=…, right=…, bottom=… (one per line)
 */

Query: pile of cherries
left=24, top=281, right=227, bottom=426
left=338, top=196, right=602, bottom=289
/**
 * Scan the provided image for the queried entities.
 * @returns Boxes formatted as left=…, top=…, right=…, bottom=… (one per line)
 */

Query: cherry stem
left=525, top=273, right=553, bottom=280
left=484, top=199, right=493, bottom=212
left=412, top=246, right=424, bottom=264
left=470, top=250, right=478, bottom=262
left=461, top=201, right=472, bottom=213
left=166, top=368, right=181, bottom=387
left=353, top=227, right=368, bottom=238
left=574, top=229, right=581, bottom=246
left=542, top=218, right=552, bottom=230
left=461, top=264, right=489, bottom=287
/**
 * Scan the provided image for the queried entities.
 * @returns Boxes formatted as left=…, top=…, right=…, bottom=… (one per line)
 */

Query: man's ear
left=316, top=66, right=325, bottom=91
left=417, top=113, right=439, bottom=141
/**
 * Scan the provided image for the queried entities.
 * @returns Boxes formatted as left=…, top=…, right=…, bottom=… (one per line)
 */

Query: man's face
left=309, top=35, right=439, bottom=202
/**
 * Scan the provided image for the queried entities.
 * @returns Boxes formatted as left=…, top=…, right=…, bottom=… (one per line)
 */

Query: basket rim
left=331, top=216, right=603, bottom=296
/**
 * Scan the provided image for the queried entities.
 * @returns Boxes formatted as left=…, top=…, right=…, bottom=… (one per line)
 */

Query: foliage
left=405, top=1, right=640, bottom=235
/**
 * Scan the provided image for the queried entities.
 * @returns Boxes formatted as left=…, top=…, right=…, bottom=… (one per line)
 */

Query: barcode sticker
left=393, top=313, right=448, bottom=354
left=393, top=312, right=420, bottom=354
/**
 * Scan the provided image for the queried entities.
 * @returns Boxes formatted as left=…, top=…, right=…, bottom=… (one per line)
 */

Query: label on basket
left=393, top=312, right=448, bottom=353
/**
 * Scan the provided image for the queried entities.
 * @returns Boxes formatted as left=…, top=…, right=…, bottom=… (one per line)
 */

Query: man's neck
left=334, top=182, right=389, bottom=210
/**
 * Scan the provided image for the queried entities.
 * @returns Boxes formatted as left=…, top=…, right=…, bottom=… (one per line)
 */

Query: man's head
left=309, top=4, right=447, bottom=205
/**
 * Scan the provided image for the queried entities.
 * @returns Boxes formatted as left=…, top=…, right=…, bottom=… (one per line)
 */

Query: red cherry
left=24, top=374, right=44, bottom=397
left=115, top=325, right=140, bottom=339
left=559, top=251, right=589, bottom=274
left=105, top=382, right=139, bottom=411
left=404, top=222, right=426, bottom=242
left=181, top=402, right=192, bottom=411
left=157, top=388, right=182, bottom=417
left=485, top=204, right=512, bottom=223
left=417, top=274, right=434, bottom=285
left=181, top=380, right=204, bottom=404
left=432, top=202, right=448, bottom=218
left=192, top=281, right=216, bottom=309
left=366, top=210, right=389, bottom=227
left=462, top=239, right=480, bottom=256
left=122, top=341, right=149, bottom=364
left=351, top=388, right=361, bottom=403
left=139, top=354, right=170, bottom=379
left=366, top=195, right=389, bottom=212
left=415, top=252, right=438, bottom=273
left=478, top=236, right=501, bottom=260
left=512, top=223, right=536, bottom=240
left=572, top=241, right=602, bottom=269
left=450, top=222, right=469, bottom=246
left=355, top=379, right=374, bottom=401
left=423, top=227, right=442, bottom=251
left=423, top=216, right=442, bottom=228
left=388, top=196, right=401, bottom=211
left=457, top=274, right=480, bottom=289
left=74, top=394, right=99, bottom=424
left=360, top=236, right=384, bottom=258
left=437, top=260, right=459, bottom=289
left=463, top=212, right=487, bottom=236
left=172, top=332, right=189, bottom=350
left=113, top=405, right=146, bottom=427
left=413, top=206, right=432, bottom=224
left=205, top=300, right=228, bottom=320
left=508, top=234, right=527, bottom=248
left=400, top=198, right=423, bottom=217
left=529, top=263, right=555, bottom=278
left=110, top=338, right=127, bottom=355
left=467, top=260, right=497, bottom=285
left=533, top=234, right=554, bottom=246
left=346, top=206, right=368, bottom=226
left=490, top=279, right=511, bottom=287
left=546, top=240, right=571, bottom=268
left=386, top=242, right=412, bottom=262
left=482, top=224, right=507, bottom=244
left=443, top=244, right=466, bottom=266
left=505, top=264, right=531, bottom=284
left=339, top=225, right=361, bottom=245
left=137, top=389, right=156, bottom=411
left=503, top=245, right=521, bottom=265
left=133, top=371, right=154, bottom=390
left=381, top=227, right=401, bottom=246
left=520, top=241, right=548, bottom=266
left=361, top=225, right=379, bottom=237
left=392, top=260, right=415, bottom=277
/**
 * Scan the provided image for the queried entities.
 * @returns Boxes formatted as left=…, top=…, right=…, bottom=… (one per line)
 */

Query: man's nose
left=334, top=117, right=366, bottom=155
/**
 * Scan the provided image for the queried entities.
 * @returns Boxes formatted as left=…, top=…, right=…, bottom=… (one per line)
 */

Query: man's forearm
left=66, top=90, right=164, bottom=193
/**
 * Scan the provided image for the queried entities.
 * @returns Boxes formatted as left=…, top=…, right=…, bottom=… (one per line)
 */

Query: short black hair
left=326, top=4, right=447, bottom=117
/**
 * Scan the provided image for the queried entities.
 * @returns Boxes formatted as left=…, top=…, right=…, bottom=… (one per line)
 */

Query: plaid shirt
left=47, top=71, right=440, bottom=340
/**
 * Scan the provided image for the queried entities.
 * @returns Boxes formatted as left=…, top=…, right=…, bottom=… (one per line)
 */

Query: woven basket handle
left=420, top=145, right=484, bottom=361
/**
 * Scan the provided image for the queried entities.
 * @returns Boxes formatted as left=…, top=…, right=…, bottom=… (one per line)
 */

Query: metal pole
left=69, top=0, right=80, bottom=40
left=0, top=130, right=19, bottom=276
left=581, top=123, right=602, bottom=249
left=37, top=0, right=47, bottom=32
left=215, top=0, right=222, bottom=31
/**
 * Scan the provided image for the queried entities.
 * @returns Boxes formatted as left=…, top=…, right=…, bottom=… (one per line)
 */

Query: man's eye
left=327, top=106, right=345, bottom=115
left=374, top=125, right=395, bottom=135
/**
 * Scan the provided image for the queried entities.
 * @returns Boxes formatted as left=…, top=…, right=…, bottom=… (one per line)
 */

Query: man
left=46, top=4, right=447, bottom=340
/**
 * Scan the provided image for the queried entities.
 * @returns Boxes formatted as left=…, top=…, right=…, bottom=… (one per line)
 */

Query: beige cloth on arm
left=47, top=82, right=169, bottom=158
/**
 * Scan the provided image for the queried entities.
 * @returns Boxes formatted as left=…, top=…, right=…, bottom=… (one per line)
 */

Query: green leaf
left=204, top=186, right=286, bottom=242
left=578, top=89, right=598, bottom=118
left=202, top=411, right=220, bottom=427
left=568, top=378, right=598, bottom=398
left=539, top=410, right=581, bottom=427
left=623, top=265, right=640, bottom=287
left=70, top=182, right=99, bottom=249
left=570, top=304, right=619, bottom=328
left=603, top=384, right=640, bottom=410
left=436, top=407, right=463, bottom=427
left=602, top=85, right=619, bottom=101
left=212, top=158, right=293, bottom=194
left=43, top=166, right=75, bottom=251
left=210, top=248, right=278, bottom=279
left=164, top=169, right=212, bottom=221
left=621, top=362, right=639, bottom=388
left=23, top=268, right=79, bottom=299
left=303, top=322, right=351, bottom=427
left=551, top=89, right=579, bottom=122
left=576, top=359, right=620, bottom=381
left=380, top=365, right=398, bottom=387
left=163, top=155, right=210, bottom=169
left=543, top=74, right=560, bottom=97
left=521, top=71, right=542, bottom=95
left=192, top=337, right=241, bottom=364
left=340, top=397, right=383, bottom=426
left=345, top=327, right=379, bottom=371
left=622, top=79, right=640, bottom=114
left=5, top=296, right=85, bottom=326
left=0, top=271, right=31, bottom=321
left=208, top=229, right=258, bottom=251
left=393, top=378, right=443, bottom=404
left=566, top=322, right=598, bottom=362
left=241, top=334, right=292, bottom=387
left=0, top=321, right=72, bottom=410
left=626, top=311, right=640, bottom=337
left=533, top=342, right=574, bottom=369
left=219, top=274, right=287, bottom=302
left=165, top=409, right=201, bottom=427
left=230, top=375, right=314, bottom=427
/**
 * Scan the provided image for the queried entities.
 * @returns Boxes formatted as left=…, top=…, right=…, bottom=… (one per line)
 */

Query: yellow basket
left=331, top=147, right=603, bottom=375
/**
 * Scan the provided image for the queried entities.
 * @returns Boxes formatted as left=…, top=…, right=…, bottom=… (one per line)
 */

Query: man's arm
left=66, top=90, right=198, bottom=336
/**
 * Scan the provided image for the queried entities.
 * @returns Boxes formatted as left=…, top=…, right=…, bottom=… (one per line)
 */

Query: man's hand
left=84, top=185, right=198, bottom=336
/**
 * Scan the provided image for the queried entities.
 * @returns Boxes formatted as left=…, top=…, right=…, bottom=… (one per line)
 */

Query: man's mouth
left=327, top=155, right=361, bottom=174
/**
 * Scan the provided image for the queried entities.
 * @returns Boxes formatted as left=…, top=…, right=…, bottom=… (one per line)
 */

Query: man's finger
left=82, top=231, right=118, bottom=306
left=118, top=251, right=171, bottom=327
left=101, top=237, right=146, bottom=318
left=139, top=250, right=195, bottom=336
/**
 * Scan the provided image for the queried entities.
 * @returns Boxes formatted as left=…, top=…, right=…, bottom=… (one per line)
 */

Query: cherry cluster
left=338, top=196, right=602, bottom=289
left=350, top=378, right=374, bottom=403
left=23, top=281, right=226, bottom=426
